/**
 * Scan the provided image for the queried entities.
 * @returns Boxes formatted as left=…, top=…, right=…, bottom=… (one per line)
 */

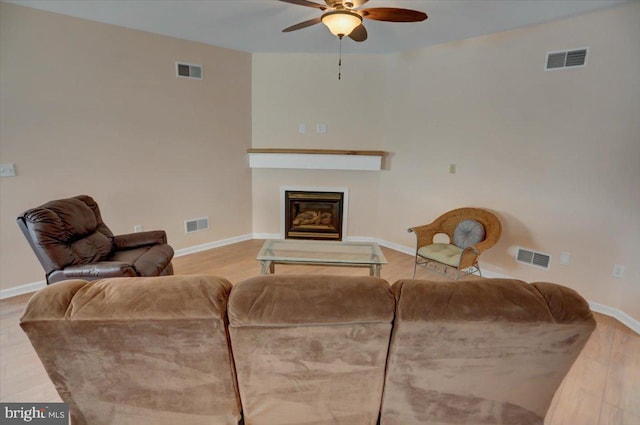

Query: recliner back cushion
left=21, top=196, right=114, bottom=269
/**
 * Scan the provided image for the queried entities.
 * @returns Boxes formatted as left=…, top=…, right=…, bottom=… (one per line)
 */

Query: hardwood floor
left=1, top=239, right=638, bottom=424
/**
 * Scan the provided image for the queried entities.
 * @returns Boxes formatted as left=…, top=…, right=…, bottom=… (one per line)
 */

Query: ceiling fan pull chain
left=338, top=36, right=342, bottom=80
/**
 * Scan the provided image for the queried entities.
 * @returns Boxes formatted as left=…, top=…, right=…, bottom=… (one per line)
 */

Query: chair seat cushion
left=418, top=243, right=462, bottom=267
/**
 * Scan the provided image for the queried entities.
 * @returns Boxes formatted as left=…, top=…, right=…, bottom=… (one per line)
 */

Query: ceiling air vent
left=516, top=247, right=551, bottom=270
left=185, top=217, right=209, bottom=234
left=545, top=48, right=588, bottom=71
left=176, top=62, right=202, bottom=80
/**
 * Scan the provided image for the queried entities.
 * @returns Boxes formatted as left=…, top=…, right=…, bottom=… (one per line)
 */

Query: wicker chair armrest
left=408, top=224, right=441, bottom=250
left=458, top=246, right=480, bottom=269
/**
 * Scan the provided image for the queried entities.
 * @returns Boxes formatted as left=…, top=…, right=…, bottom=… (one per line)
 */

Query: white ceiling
left=6, top=0, right=633, bottom=54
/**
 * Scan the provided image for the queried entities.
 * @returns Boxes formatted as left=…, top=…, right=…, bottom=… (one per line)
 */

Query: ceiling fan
left=278, top=0, right=428, bottom=42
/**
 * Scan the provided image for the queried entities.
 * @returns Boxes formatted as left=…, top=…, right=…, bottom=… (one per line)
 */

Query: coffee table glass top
left=257, top=239, right=387, bottom=265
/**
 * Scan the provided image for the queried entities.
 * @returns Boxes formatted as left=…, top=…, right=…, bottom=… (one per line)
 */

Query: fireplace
left=285, top=190, right=344, bottom=240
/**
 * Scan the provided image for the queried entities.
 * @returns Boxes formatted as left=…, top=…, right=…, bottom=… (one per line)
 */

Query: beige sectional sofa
left=20, top=274, right=596, bottom=425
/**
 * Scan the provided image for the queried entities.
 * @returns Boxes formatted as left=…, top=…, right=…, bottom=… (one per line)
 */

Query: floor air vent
left=516, top=248, right=551, bottom=270
left=176, top=62, right=202, bottom=79
left=185, top=217, right=209, bottom=234
left=545, top=48, right=588, bottom=71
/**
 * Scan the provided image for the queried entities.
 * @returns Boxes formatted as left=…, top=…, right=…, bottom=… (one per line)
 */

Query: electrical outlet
left=0, top=163, right=16, bottom=177
left=317, top=123, right=327, bottom=134
left=449, top=164, right=456, bottom=174
left=612, top=264, right=625, bottom=279
left=560, top=252, right=571, bottom=266
left=298, top=123, right=306, bottom=134
left=134, top=225, right=143, bottom=233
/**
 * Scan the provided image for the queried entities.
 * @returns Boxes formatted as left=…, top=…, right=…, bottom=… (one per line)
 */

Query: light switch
left=449, top=163, right=456, bottom=174
left=317, top=123, right=327, bottom=134
left=0, top=163, right=16, bottom=177
left=612, top=264, right=625, bottom=279
left=298, top=123, right=306, bottom=134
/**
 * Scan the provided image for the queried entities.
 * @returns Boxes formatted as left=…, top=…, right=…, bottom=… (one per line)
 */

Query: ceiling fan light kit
left=279, top=0, right=427, bottom=78
left=279, top=0, right=427, bottom=41
left=321, top=11, right=362, bottom=38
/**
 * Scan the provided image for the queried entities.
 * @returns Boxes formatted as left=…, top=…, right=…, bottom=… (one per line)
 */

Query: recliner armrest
left=114, top=230, right=167, bottom=249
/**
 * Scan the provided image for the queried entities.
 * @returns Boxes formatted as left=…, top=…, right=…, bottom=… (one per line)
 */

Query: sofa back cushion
left=20, top=275, right=241, bottom=425
left=381, top=278, right=596, bottom=425
left=228, top=274, right=395, bottom=425
left=19, top=195, right=114, bottom=271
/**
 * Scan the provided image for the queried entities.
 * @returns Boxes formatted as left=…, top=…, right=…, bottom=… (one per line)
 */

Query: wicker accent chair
left=408, top=207, right=501, bottom=279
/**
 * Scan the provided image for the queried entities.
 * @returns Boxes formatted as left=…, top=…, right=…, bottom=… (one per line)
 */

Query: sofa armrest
left=114, top=230, right=167, bottom=249
left=61, top=262, right=138, bottom=279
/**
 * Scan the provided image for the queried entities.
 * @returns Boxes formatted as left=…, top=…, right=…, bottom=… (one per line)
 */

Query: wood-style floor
left=1, top=239, right=638, bottom=424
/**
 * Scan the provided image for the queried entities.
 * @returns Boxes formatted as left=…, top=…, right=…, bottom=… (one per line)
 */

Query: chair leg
left=477, top=263, right=483, bottom=277
left=413, top=256, right=418, bottom=278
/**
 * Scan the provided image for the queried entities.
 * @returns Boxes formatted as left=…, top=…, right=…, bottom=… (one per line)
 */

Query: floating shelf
left=247, top=149, right=386, bottom=171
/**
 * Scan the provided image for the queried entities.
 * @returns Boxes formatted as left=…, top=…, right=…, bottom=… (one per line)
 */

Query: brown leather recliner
left=17, top=195, right=174, bottom=284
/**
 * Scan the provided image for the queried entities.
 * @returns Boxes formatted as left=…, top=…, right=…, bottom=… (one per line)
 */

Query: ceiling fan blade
left=360, top=7, right=428, bottom=22
left=348, top=24, right=367, bottom=42
left=282, top=17, right=323, bottom=32
left=279, top=0, right=327, bottom=10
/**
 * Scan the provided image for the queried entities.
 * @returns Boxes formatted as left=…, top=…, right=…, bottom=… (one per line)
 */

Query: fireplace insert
left=285, top=191, right=344, bottom=240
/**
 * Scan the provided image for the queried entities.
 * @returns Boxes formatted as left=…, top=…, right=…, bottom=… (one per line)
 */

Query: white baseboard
left=173, top=233, right=253, bottom=257
left=3, top=235, right=639, bottom=334
left=376, top=238, right=414, bottom=256
left=0, top=280, right=45, bottom=300
left=588, top=301, right=640, bottom=335
left=252, top=233, right=281, bottom=240
left=1, top=234, right=255, bottom=300
left=374, top=238, right=639, bottom=333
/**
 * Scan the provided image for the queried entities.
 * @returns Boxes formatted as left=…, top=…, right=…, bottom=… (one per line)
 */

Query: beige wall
left=0, top=3, right=253, bottom=291
left=2, top=2, right=638, bottom=322
left=251, top=3, right=640, bottom=320
left=251, top=53, right=386, bottom=237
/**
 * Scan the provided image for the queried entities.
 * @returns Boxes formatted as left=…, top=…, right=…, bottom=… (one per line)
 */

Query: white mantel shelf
left=247, top=149, right=386, bottom=171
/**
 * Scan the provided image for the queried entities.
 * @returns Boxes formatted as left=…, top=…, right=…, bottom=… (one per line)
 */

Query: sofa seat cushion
left=417, top=243, right=462, bottom=267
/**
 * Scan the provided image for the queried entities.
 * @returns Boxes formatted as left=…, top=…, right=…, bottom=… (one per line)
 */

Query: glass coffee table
left=257, top=239, right=387, bottom=277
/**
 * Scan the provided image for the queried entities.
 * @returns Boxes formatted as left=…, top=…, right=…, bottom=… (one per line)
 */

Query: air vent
left=545, top=48, right=588, bottom=71
left=185, top=217, right=209, bottom=234
left=516, top=247, right=551, bottom=270
left=176, top=62, right=202, bottom=80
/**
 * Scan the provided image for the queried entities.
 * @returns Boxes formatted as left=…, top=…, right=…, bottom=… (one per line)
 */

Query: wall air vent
left=176, top=62, right=202, bottom=80
left=545, top=48, right=588, bottom=71
left=515, top=247, right=551, bottom=270
left=185, top=217, right=209, bottom=234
